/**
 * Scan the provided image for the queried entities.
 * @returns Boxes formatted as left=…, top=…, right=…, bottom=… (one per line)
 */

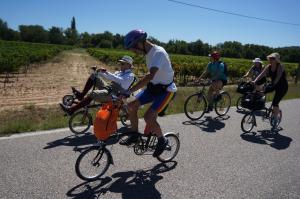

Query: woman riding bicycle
left=119, top=29, right=177, bottom=158
left=253, top=52, right=288, bottom=124
left=60, top=55, right=135, bottom=115
left=199, top=51, right=227, bottom=112
left=243, top=58, right=266, bottom=92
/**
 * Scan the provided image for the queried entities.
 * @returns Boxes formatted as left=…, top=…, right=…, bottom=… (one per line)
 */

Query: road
left=1, top=99, right=300, bottom=199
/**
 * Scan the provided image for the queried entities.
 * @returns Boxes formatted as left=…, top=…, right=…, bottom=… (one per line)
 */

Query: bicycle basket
left=241, top=93, right=265, bottom=110
left=93, top=101, right=119, bottom=141
left=237, top=82, right=254, bottom=94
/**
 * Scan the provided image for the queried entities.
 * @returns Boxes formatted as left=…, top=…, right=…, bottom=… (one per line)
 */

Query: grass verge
left=1, top=83, right=299, bottom=136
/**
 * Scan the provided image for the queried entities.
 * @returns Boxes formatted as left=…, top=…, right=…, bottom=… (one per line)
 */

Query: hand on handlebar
left=97, top=67, right=107, bottom=73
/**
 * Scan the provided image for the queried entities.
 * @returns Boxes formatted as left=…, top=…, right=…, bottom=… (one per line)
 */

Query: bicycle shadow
left=66, top=161, right=177, bottom=199
left=240, top=129, right=292, bottom=150
left=182, top=115, right=230, bottom=133
left=43, top=133, right=96, bottom=150
left=43, top=127, right=130, bottom=152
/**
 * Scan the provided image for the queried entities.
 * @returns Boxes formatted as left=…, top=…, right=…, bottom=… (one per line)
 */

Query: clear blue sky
left=1, top=0, right=300, bottom=47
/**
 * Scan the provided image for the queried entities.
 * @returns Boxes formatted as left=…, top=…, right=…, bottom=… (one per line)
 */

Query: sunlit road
left=1, top=99, right=299, bottom=199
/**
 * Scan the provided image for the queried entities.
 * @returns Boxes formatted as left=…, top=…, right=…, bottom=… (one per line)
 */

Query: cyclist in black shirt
left=253, top=53, right=288, bottom=123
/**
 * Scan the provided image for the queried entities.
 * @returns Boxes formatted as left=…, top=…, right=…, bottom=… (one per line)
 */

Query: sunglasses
left=120, top=62, right=129, bottom=66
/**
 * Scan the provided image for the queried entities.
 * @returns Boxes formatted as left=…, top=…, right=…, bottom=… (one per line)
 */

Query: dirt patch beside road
left=0, top=49, right=107, bottom=111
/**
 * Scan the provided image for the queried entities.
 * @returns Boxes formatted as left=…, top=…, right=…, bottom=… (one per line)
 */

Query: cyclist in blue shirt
left=199, top=51, right=227, bottom=112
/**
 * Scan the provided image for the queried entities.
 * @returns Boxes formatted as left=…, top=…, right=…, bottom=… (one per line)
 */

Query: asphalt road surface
left=1, top=99, right=300, bottom=199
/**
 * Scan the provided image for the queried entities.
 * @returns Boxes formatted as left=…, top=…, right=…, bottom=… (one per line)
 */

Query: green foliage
left=49, top=27, right=65, bottom=44
left=19, top=25, right=48, bottom=43
left=86, top=48, right=298, bottom=82
left=0, top=40, right=72, bottom=73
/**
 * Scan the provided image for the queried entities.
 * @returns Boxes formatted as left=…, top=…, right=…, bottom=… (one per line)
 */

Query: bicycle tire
left=184, top=93, right=207, bottom=120
left=69, top=110, right=92, bottom=134
left=215, top=92, right=231, bottom=116
left=241, top=112, right=255, bottom=133
left=236, top=96, right=243, bottom=111
left=157, top=133, right=180, bottom=163
left=62, top=95, right=75, bottom=106
left=75, top=146, right=111, bottom=181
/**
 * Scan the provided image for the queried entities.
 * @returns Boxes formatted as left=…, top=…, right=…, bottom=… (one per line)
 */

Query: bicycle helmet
left=124, top=29, right=147, bottom=49
left=209, top=51, right=221, bottom=59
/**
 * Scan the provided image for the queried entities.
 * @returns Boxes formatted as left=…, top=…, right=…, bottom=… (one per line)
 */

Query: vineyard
left=0, top=40, right=72, bottom=73
left=87, top=48, right=298, bottom=85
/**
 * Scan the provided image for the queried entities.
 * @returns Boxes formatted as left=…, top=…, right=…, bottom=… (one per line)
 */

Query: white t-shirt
left=146, top=45, right=177, bottom=92
left=98, top=69, right=135, bottom=90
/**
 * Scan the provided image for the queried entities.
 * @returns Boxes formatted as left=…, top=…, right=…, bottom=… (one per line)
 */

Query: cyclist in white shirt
left=60, top=55, right=135, bottom=115
left=119, top=29, right=177, bottom=158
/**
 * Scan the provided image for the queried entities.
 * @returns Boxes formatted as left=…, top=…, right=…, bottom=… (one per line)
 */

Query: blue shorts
left=136, top=88, right=175, bottom=113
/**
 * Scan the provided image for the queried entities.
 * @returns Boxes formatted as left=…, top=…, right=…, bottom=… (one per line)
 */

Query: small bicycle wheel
left=69, top=110, right=92, bottom=134
left=215, top=92, right=231, bottom=116
left=236, top=96, right=243, bottom=111
left=75, top=146, right=111, bottom=181
left=241, top=112, right=255, bottom=133
left=184, top=93, right=207, bottom=120
left=157, top=133, right=180, bottom=163
left=63, top=95, right=75, bottom=106
left=119, top=106, right=131, bottom=127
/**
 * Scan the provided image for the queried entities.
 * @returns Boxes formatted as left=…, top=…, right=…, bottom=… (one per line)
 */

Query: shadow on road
left=66, top=161, right=177, bottom=199
left=182, top=115, right=230, bottom=133
left=240, top=129, right=292, bottom=150
left=43, top=127, right=130, bottom=152
left=43, top=133, right=97, bottom=150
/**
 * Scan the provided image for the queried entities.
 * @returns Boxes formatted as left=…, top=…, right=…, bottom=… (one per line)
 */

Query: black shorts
left=272, top=80, right=288, bottom=107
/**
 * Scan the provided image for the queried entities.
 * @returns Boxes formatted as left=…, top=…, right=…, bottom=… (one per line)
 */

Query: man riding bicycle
left=119, top=29, right=177, bottom=158
left=199, top=51, right=227, bottom=112
left=60, top=55, right=136, bottom=115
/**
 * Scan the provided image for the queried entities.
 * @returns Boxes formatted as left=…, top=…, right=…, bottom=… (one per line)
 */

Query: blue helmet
left=124, top=29, right=147, bottom=49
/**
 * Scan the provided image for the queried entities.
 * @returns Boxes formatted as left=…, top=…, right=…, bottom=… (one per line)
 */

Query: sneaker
left=119, top=133, right=139, bottom=146
left=153, top=137, right=168, bottom=157
left=59, top=103, right=72, bottom=116
left=71, top=87, right=83, bottom=100
left=271, top=116, right=279, bottom=128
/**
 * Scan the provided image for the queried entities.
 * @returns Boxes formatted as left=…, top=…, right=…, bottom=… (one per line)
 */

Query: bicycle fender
left=163, top=132, right=179, bottom=138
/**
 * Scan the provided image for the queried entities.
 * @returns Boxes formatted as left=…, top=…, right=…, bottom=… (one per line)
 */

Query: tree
left=79, top=32, right=92, bottom=48
left=65, top=17, right=78, bottom=45
left=49, top=26, right=65, bottom=44
left=0, top=18, right=9, bottom=39
left=0, top=18, right=20, bottom=40
left=71, top=17, right=76, bottom=31
left=222, top=41, right=243, bottom=58
left=113, top=33, right=124, bottom=49
left=19, top=25, right=48, bottom=43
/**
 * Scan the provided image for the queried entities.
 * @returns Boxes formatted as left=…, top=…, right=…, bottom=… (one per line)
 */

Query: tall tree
left=71, top=16, right=76, bottom=31
left=65, top=17, right=78, bottom=45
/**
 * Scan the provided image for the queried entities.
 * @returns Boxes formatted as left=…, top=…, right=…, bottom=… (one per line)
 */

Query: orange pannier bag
left=93, top=101, right=119, bottom=141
